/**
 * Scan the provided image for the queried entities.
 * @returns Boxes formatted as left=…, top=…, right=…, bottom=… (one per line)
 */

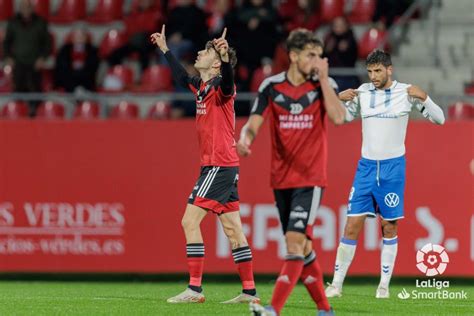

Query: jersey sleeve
left=250, top=80, right=271, bottom=115
left=410, top=95, right=445, bottom=124
left=344, top=96, right=360, bottom=122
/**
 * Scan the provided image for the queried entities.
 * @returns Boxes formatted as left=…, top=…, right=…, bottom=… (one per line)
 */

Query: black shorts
left=188, top=166, right=240, bottom=214
left=273, top=186, right=324, bottom=238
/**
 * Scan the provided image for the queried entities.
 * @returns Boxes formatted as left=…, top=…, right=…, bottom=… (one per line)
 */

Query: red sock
left=187, top=243, right=204, bottom=288
left=232, top=246, right=256, bottom=292
left=301, top=254, right=331, bottom=311
left=270, top=256, right=304, bottom=314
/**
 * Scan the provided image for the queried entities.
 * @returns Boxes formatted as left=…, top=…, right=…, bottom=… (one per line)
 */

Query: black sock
left=188, top=285, right=203, bottom=293
left=242, top=288, right=257, bottom=296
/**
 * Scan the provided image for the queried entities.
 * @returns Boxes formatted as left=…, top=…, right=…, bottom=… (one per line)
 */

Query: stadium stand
left=0, top=0, right=471, bottom=119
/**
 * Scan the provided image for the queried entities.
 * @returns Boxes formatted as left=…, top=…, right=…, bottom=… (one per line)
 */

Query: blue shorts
left=347, top=155, right=406, bottom=221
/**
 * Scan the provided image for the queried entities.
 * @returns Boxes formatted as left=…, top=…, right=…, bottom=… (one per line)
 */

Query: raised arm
left=339, top=89, right=360, bottom=122
left=237, top=114, right=265, bottom=157
left=407, top=85, right=445, bottom=125
left=314, top=57, right=346, bottom=125
left=212, top=28, right=234, bottom=96
left=150, top=25, right=198, bottom=89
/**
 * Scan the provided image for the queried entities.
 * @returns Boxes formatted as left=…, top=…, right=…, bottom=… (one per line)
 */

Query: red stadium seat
left=0, top=0, right=13, bottom=21
left=31, top=0, right=49, bottom=20
left=0, top=65, right=13, bottom=93
left=99, top=29, right=128, bottom=59
left=124, top=9, right=161, bottom=36
left=1, top=100, right=29, bottom=119
left=50, top=0, right=86, bottom=24
left=250, top=64, right=273, bottom=92
left=320, top=0, right=344, bottom=24
left=358, top=28, right=388, bottom=59
left=134, top=65, right=173, bottom=92
left=87, top=0, right=123, bottom=24
left=74, top=101, right=100, bottom=119
left=101, top=65, right=134, bottom=92
left=130, top=0, right=160, bottom=12
left=37, top=101, right=65, bottom=119
left=448, top=102, right=474, bottom=120
left=110, top=101, right=139, bottom=119
left=348, top=0, right=376, bottom=24
left=464, top=82, right=474, bottom=96
left=148, top=101, right=171, bottom=119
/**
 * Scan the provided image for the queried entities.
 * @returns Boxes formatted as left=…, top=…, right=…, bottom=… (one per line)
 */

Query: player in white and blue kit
left=325, top=50, right=445, bottom=299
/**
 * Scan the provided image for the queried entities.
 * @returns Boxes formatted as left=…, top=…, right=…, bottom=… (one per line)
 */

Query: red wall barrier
left=0, top=120, right=472, bottom=276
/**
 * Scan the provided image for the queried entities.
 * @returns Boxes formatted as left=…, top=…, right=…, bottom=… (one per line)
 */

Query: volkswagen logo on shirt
left=384, top=193, right=400, bottom=208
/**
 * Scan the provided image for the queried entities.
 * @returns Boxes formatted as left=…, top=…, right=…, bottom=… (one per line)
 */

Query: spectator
left=3, top=0, right=50, bottom=115
left=324, top=16, right=359, bottom=91
left=108, top=0, right=160, bottom=70
left=54, top=28, right=99, bottom=92
left=207, top=0, right=233, bottom=38
left=165, top=0, right=208, bottom=60
left=372, top=0, right=413, bottom=30
left=236, top=0, right=280, bottom=78
left=285, top=0, right=321, bottom=32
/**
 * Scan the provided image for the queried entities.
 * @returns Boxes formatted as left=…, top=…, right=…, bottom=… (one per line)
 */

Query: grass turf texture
left=0, top=279, right=472, bottom=315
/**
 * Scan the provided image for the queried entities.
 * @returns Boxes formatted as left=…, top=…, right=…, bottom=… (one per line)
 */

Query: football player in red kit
left=238, top=29, right=346, bottom=316
left=151, top=25, right=259, bottom=304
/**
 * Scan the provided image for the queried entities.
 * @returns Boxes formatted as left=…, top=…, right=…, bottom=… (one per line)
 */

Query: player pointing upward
left=325, top=49, right=445, bottom=299
left=151, top=25, right=259, bottom=304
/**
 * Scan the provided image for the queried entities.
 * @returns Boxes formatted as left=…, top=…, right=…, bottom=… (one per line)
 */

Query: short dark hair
left=286, top=28, right=323, bottom=52
left=206, top=41, right=238, bottom=68
left=366, top=49, right=392, bottom=67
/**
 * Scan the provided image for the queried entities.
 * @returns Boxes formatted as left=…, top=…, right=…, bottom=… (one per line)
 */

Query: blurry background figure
left=207, top=0, right=234, bottom=38
left=284, top=0, right=321, bottom=32
left=235, top=0, right=281, bottom=90
left=55, top=28, right=99, bottom=92
left=372, top=0, right=413, bottom=30
left=164, top=0, right=208, bottom=61
left=3, top=0, right=50, bottom=116
left=108, top=0, right=160, bottom=70
left=324, top=16, right=359, bottom=91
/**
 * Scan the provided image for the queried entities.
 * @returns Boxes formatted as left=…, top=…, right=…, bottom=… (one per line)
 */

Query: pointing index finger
left=161, top=24, right=165, bottom=35
left=221, top=27, right=227, bottom=39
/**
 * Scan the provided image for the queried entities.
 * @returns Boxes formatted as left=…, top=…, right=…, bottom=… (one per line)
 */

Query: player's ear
left=212, top=59, right=221, bottom=69
left=289, top=50, right=299, bottom=63
left=386, top=65, right=393, bottom=77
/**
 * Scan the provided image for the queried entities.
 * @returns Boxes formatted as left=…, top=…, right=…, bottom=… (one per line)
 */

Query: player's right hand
left=338, top=89, right=358, bottom=101
left=150, top=25, right=169, bottom=53
left=237, top=139, right=252, bottom=157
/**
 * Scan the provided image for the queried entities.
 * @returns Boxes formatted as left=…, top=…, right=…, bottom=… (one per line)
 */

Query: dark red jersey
left=164, top=51, right=239, bottom=167
left=251, top=72, right=338, bottom=189
left=188, top=77, right=239, bottom=167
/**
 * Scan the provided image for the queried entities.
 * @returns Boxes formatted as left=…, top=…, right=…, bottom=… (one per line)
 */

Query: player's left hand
left=407, top=85, right=427, bottom=102
left=213, top=28, right=229, bottom=62
left=313, top=56, right=329, bottom=80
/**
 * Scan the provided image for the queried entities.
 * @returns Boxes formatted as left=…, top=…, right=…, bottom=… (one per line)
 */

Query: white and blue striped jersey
left=344, top=80, right=445, bottom=160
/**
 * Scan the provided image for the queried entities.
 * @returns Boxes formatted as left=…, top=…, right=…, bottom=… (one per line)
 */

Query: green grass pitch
left=0, top=278, right=472, bottom=315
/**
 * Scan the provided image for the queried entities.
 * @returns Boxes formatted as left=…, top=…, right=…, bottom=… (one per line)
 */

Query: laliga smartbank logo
left=416, top=243, right=449, bottom=276
left=397, top=243, right=467, bottom=300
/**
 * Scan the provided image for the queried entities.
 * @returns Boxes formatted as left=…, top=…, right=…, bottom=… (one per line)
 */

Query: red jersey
left=251, top=72, right=338, bottom=189
left=188, top=76, right=239, bottom=167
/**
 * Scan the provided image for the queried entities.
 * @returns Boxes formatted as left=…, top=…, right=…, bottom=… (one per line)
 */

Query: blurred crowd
left=2, top=0, right=416, bottom=117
